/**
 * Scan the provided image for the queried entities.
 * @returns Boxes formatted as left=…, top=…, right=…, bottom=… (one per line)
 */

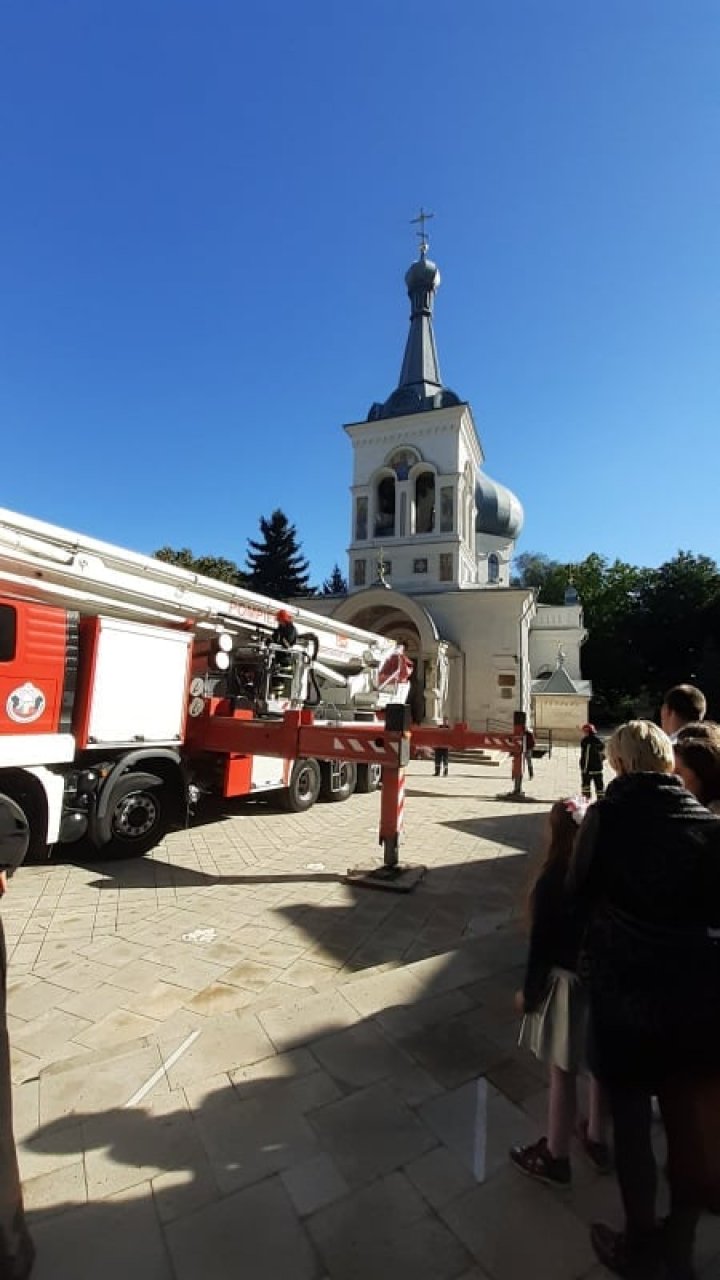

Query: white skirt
left=519, top=967, right=588, bottom=1073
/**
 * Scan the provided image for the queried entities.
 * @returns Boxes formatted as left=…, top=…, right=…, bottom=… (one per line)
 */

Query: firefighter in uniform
left=579, top=722, right=606, bottom=799
left=269, top=609, right=297, bottom=695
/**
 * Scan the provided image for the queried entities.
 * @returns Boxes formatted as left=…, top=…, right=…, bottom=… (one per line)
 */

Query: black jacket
left=569, top=771, right=720, bottom=1085
left=523, top=859, right=585, bottom=1012
left=271, top=621, right=297, bottom=649
left=579, top=732, right=604, bottom=774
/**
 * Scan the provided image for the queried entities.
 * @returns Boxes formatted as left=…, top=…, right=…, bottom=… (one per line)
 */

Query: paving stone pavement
left=5, top=748, right=720, bottom=1279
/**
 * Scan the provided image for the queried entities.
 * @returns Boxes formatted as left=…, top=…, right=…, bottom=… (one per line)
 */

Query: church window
left=498, top=673, right=516, bottom=687
left=500, top=687, right=513, bottom=700
left=355, top=497, right=368, bottom=541
left=440, top=486, right=454, bottom=533
left=413, top=558, right=428, bottom=574
left=353, top=559, right=366, bottom=587
left=388, top=448, right=418, bottom=480
left=488, top=553, right=500, bottom=583
left=374, top=476, right=396, bottom=537
left=439, top=553, right=453, bottom=582
left=414, top=470, right=435, bottom=534
left=399, top=492, right=407, bottom=536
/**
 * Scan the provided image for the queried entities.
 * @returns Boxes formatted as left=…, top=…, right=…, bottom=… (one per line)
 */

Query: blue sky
left=1, top=0, right=718, bottom=585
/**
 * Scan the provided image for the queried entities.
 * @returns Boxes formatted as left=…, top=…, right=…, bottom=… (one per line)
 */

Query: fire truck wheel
left=282, top=759, right=321, bottom=813
left=320, top=761, right=357, bottom=803
left=101, top=773, right=169, bottom=858
left=355, top=763, right=382, bottom=794
left=0, top=792, right=31, bottom=871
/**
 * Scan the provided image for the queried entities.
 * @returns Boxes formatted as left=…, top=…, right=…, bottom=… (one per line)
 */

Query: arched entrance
left=331, top=588, right=454, bottom=723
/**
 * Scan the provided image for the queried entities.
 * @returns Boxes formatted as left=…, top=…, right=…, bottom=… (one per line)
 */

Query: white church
left=302, top=230, right=591, bottom=737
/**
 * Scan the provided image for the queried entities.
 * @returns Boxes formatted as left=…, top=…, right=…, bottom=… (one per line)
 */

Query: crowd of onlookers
left=513, top=684, right=720, bottom=1279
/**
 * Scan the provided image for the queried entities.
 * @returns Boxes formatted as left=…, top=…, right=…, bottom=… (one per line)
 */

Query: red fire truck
left=0, top=508, right=415, bottom=862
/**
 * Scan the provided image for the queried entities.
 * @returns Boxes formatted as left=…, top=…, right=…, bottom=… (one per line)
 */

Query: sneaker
left=509, top=1136, right=571, bottom=1186
left=578, top=1118, right=613, bottom=1174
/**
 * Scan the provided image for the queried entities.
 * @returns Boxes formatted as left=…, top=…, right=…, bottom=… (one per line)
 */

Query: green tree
left=575, top=556, right=651, bottom=717
left=516, top=547, right=720, bottom=719
left=154, top=546, right=246, bottom=585
left=246, top=509, right=312, bottom=598
left=632, top=552, right=720, bottom=702
left=321, top=564, right=348, bottom=596
left=512, top=552, right=565, bottom=602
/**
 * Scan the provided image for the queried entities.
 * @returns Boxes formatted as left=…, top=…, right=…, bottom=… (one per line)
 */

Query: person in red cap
left=580, top=723, right=605, bottom=800
left=272, top=609, right=297, bottom=650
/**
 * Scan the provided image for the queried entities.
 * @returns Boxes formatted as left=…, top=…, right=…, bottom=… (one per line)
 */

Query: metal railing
left=485, top=717, right=553, bottom=758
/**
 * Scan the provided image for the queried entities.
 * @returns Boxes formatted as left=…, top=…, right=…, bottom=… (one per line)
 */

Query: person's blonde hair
left=607, top=720, right=674, bottom=775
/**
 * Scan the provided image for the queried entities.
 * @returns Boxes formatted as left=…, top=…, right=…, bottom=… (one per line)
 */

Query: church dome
left=475, top=472, right=524, bottom=540
left=405, top=255, right=440, bottom=291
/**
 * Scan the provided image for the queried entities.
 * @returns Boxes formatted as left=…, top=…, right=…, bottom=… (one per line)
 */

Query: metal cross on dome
left=411, top=207, right=434, bottom=253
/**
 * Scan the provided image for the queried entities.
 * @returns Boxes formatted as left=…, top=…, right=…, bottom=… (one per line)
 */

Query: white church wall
left=529, top=605, right=587, bottom=680
left=345, top=406, right=483, bottom=594
left=349, top=541, right=464, bottom=593
left=346, top=405, right=481, bottom=477
left=474, top=531, right=514, bottom=587
left=413, top=587, right=535, bottom=728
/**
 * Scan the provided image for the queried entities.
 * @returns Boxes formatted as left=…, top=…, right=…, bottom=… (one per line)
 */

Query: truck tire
left=0, top=773, right=49, bottom=864
left=355, top=763, right=382, bottom=794
left=319, top=761, right=357, bottom=803
left=281, top=759, right=321, bottom=813
left=0, top=792, right=30, bottom=872
left=97, top=773, right=170, bottom=859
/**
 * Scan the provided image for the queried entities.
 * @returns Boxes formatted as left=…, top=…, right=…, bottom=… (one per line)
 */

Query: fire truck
left=0, top=508, right=414, bottom=863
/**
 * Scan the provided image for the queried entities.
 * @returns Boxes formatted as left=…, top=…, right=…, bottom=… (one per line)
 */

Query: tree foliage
left=245, top=509, right=312, bottom=598
left=154, top=546, right=246, bottom=585
left=321, top=564, right=348, bottom=596
left=513, top=549, right=720, bottom=720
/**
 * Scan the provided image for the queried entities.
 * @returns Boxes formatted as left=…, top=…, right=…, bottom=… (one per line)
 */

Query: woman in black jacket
left=570, top=720, right=720, bottom=1279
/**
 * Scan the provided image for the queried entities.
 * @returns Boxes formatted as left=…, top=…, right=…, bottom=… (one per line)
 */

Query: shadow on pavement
left=22, top=927, right=538, bottom=1280
left=440, top=810, right=547, bottom=855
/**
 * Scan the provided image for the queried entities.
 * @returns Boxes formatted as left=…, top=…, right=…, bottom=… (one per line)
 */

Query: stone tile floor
left=4, top=748, right=720, bottom=1278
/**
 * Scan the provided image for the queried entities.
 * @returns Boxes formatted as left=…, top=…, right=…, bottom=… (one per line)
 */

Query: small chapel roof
left=531, top=665, right=592, bottom=697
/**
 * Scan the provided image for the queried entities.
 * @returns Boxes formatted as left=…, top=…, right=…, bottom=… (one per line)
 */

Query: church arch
left=331, top=586, right=440, bottom=653
left=385, top=446, right=420, bottom=480
left=413, top=467, right=436, bottom=534
left=331, top=587, right=443, bottom=725
left=373, top=470, right=396, bottom=538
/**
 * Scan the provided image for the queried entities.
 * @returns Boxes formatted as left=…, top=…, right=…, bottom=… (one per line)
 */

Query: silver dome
left=475, top=472, right=524, bottom=540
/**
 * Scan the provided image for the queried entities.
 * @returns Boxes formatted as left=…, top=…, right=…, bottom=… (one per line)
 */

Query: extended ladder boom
left=0, top=508, right=392, bottom=671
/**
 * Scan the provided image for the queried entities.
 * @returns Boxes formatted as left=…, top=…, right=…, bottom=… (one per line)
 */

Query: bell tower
left=345, top=216, right=485, bottom=594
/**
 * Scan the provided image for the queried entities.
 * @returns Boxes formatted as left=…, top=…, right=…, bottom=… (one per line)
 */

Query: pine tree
left=246, top=509, right=311, bottom=598
left=322, top=564, right=348, bottom=595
